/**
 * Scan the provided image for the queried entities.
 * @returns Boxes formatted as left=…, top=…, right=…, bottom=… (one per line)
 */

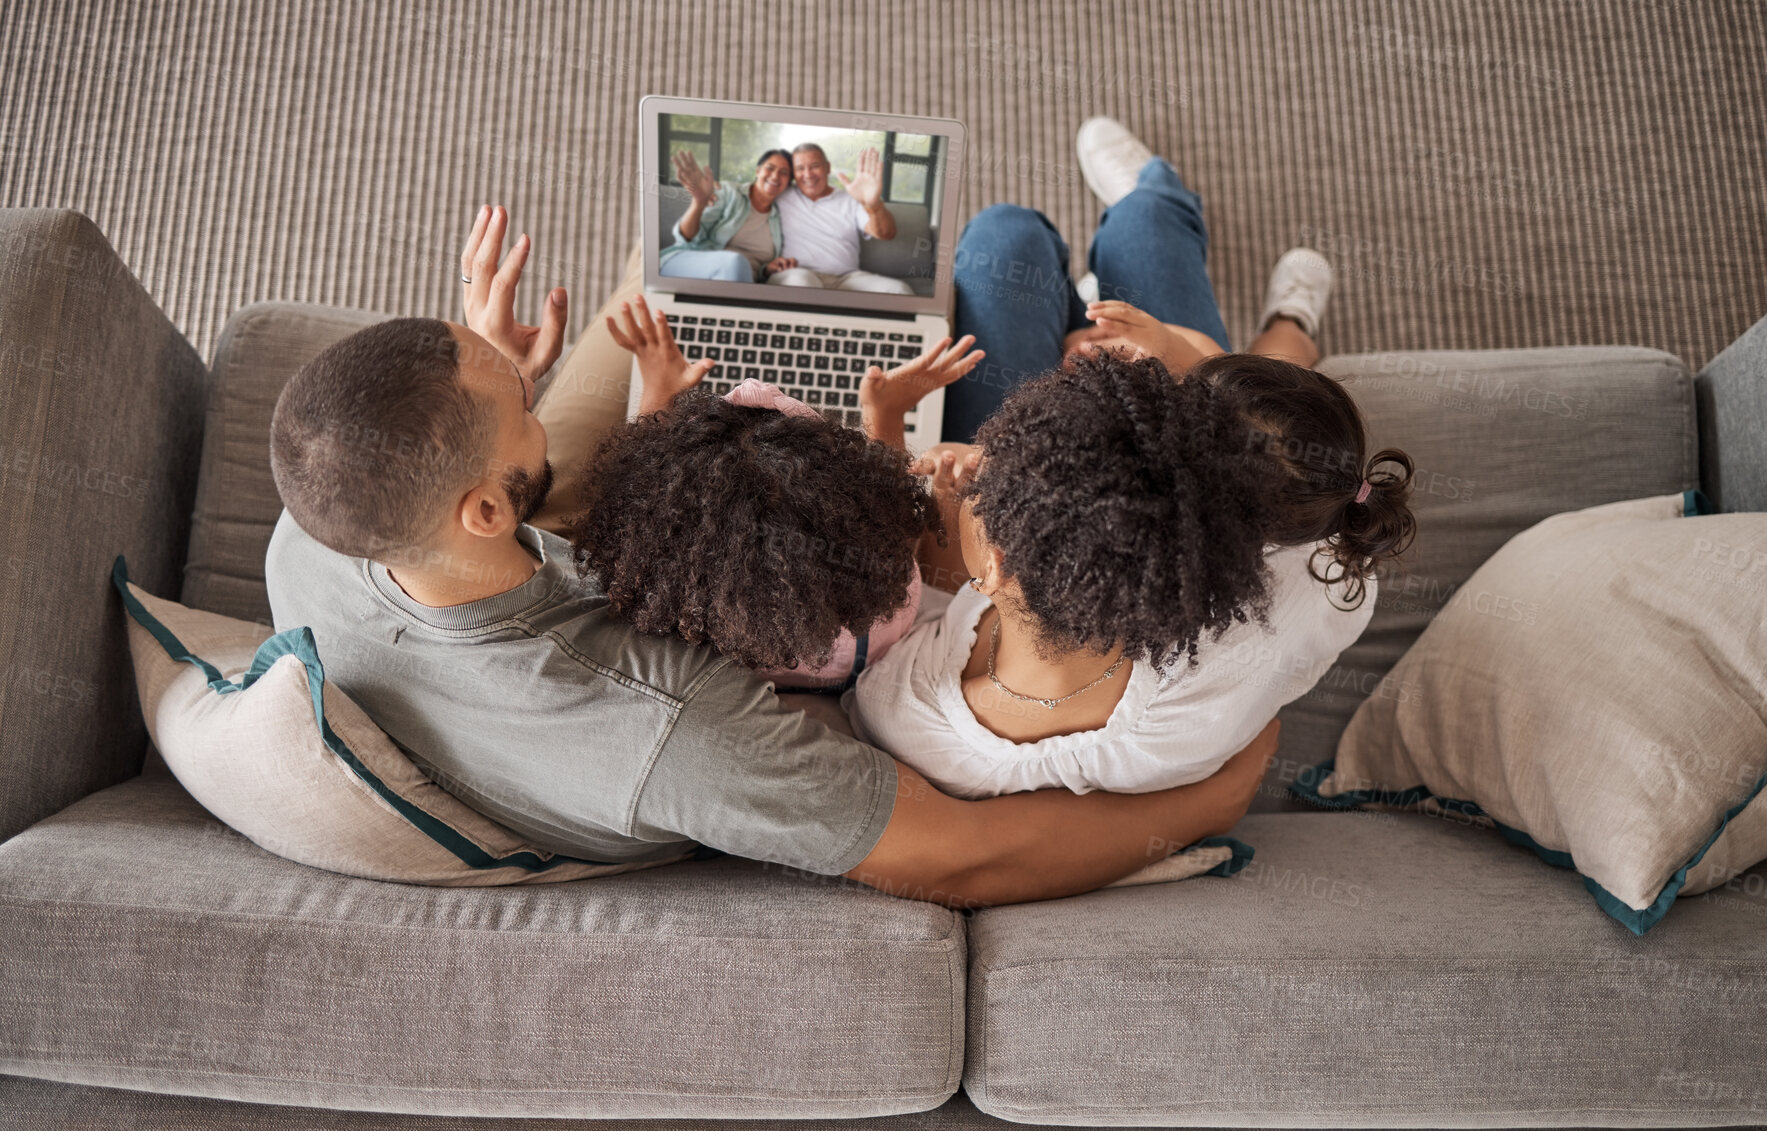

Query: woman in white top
left=850, top=350, right=1418, bottom=799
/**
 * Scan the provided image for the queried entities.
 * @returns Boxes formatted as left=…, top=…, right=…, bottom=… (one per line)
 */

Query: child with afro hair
left=565, top=296, right=984, bottom=690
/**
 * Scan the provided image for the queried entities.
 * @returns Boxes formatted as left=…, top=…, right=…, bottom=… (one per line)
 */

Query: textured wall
left=3, top=0, right=1763, bottom=367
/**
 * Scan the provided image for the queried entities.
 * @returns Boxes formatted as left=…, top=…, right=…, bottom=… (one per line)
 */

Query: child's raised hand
left=860, top=336, right=984, bottom=448
left=911, top=443, right=981, bottom=489
left=607, top=295, right=714, bottom=414
left=910, top=443, right=981, bottom=524
left=861, top=335, right=985, bottom=418
left=908, top=443, right=982, bottom=591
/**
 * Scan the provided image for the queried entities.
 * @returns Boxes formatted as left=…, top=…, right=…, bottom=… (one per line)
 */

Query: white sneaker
left=1258, top=248, right=1333, bottom=339
left=1076, top=117, right=1153, bottom=207
left=1075, top=271, right=1100, bottom=303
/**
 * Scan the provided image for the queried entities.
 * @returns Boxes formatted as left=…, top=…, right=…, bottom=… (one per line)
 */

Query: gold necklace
left=986, top=618, right=1126, bottom=711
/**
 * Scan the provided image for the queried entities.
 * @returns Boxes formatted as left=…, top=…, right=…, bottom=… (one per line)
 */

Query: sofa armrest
left=0, top=209, right=209, bottom=841
left=1696, top=313, right=1767, bottom=513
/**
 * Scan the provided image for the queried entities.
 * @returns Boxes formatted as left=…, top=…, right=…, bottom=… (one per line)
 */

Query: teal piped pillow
left=114, top=558, right=688, bottom=884
left=1294, top=494, right=1767, bottom=934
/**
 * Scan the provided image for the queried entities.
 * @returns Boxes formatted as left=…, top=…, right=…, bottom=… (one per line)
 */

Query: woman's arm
left=672, top=151, right=721, bottom=243
left=678, top=198, right=707, bottom=242
left=1076, top=300, right=1224, bottom=374
left=1165, top=323, right=1228, bottom=360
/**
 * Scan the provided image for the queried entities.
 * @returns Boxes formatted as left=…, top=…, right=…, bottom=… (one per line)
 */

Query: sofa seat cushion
left=0, top=776, right=964, bottom=1120
left=963, top=810, right=1767, bottom=1126
left=0, top=1074, right=1003, bottom=1130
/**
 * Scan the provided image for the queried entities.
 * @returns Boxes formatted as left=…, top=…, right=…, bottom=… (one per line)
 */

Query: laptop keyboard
left=666, top=314, right=925, bottom=434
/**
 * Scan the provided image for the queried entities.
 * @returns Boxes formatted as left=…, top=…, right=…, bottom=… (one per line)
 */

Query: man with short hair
left=769, top=144, right=915, bottom=295
left=262, top=203, right=1274, bottom=906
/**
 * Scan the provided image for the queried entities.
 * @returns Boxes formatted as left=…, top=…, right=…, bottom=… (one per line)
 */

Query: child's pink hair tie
left=723, top=378, right=820, bottom=420
left=1355, top=480, right=1372, bottom=504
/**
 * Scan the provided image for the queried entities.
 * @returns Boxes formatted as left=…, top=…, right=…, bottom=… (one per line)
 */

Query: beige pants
left=766, top=266, right=914, bottom=295
left=529, top=244, right=646, bottom=535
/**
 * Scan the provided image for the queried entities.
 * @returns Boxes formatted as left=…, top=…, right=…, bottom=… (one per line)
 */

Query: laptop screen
left=640, top=98, right=965, bottom=318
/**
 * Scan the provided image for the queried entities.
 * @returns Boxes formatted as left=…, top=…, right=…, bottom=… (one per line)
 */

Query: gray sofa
left=3, top=207, right=1765, bottom=1129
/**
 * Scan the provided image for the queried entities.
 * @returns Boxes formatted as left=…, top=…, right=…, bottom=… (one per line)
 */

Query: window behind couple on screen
left=655, top=114, right=944, bottom=297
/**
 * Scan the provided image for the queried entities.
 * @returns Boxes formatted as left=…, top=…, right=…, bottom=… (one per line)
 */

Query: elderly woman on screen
left=659, top=149, right=799, bottom=283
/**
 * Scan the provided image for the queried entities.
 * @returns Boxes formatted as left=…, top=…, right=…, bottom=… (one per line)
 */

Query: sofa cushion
left=1305, top=494, right=1767, bottom=934
left=963, top=809, right=1767, bottom=1126
left=0, top=775, right=964, bottom=1119
left=0, top=1074, right=1006, bottom=1130
left=1263, top=347, right=1696, bottom=809
left=117, top=560, right=675, bottom=885
left=181, top=302, right=382, bottom=623
left=0, top=209, right=209, bottom=841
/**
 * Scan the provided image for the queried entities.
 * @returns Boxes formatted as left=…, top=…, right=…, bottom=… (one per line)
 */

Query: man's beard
left=502, top=459, right=555, bottom=526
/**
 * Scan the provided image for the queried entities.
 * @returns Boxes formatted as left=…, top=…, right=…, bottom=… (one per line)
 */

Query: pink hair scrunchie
left=723, top=378, right=821, bottom=420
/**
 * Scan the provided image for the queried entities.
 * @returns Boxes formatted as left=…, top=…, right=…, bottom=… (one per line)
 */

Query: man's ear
left=455, top=482, right=507, bottom=539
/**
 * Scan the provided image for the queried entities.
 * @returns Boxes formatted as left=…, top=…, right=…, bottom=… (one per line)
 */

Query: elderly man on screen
left=768, top=143, right=915, bottom=295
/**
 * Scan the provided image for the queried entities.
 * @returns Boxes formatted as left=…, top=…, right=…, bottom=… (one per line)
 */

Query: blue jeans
left=659, top=249, right=753, bottom=282
left=942, top=158, right=1229, bottom=442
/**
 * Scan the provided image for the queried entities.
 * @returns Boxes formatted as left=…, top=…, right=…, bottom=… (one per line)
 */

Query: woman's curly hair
left=967, top=351, right=1284, bottom=672
left=567, top=390, right=938, bottom=671
left=1190, top=353, right=1417, bottom=609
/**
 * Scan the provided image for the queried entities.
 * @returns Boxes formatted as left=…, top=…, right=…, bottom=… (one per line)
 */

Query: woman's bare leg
left=1245, top=315, right=1321, bottom=367
left=1250, top=248, right=1332, bottom=368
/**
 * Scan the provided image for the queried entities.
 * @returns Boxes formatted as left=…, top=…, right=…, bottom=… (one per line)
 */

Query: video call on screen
left=656, top=114, right=946, bottom=298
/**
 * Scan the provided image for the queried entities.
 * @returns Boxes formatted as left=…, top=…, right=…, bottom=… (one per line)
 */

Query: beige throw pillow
left=1299, top=494, right=1767, bottom=934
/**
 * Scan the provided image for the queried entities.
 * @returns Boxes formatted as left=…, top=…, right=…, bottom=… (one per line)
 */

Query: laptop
left=633, top=96, right=967, bottom=451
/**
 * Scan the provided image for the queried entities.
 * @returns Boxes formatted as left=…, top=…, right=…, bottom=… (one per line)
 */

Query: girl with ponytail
left=1189, top=352, right=1417, bottom=611
left=849, top=347, right=1413, bottom=802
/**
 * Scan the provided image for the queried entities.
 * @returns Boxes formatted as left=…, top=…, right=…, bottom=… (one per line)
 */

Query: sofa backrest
left=180, top=303, right=383, bottom=624
left=1261, top=346, right=1697, bottom=810
left=0, top=209, right=209, bottom=841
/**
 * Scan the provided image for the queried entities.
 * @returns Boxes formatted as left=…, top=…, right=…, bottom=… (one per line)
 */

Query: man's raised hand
left=460, top=204, right=568, bottom=383
left=836, top=147, right=885, bottom=209
left=606, top=294, right=714, bottom=414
